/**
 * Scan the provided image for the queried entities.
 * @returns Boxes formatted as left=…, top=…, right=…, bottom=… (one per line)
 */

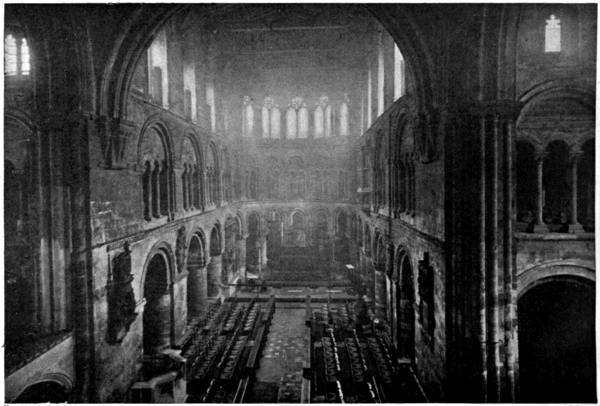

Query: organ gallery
left=4, top=3, right=596, bottom=403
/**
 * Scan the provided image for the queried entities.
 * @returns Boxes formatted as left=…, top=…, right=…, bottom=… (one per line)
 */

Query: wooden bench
left=245, top=325, right=266, bottom=374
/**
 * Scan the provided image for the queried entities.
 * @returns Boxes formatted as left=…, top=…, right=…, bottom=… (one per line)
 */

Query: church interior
left=3, top=4, right=596, bottom=403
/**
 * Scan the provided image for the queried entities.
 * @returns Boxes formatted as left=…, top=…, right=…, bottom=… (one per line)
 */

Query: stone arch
left=137, top=116, right=174, bottom=167
left=291, top=209, right=307, bottom=229
left=517, top=259, right=595, bottom=299
left=187, top=230, right=207, bottom=320
left=138, top=118, right=175, bottom=220
left=313, top=208, right=330, bottom=241
left=140, top=241, right=175, bottom=300
left=209, top=222, right=222, bottom=256
left=517, top=274, right=595, bottom=402
left=180, top=132, right=202, bottom=211
left=100, top=4, right=437, bottom=137
left=334, top=209, right=348, bottom=236
left=517, top=83, right=595, bottom=150
left=141, top=243, right=174, bottom=355
left=11, top=374, right=73, bottom=403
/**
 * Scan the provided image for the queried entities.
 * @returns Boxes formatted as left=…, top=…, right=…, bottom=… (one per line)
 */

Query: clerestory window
left=545, top=15, right=561, bottom=53
left=5, top=34, right=30, bottom=76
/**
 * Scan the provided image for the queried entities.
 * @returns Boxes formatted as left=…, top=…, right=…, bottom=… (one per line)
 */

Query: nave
left=132, top=272, right=427, bottom=404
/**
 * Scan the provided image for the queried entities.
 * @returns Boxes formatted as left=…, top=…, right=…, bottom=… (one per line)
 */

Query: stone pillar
left=236, top=234, right=248, bottom=281
left=187, top=260, right=208, bottom=319
left=533, top=152, right=549, bottom=233
left=207, top=254, right=222, bottom=298
left=568, top=152, right=584, bottom=233
left=259, top=235, right=268, bottom=268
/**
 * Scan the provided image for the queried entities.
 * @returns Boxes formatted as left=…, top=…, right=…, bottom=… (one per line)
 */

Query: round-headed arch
left=140, top=241, right=175, bottom=300
left=100, top=4, right=437, bottom=127
left=209, top=222, right=222, bottom=256
left=137, top=115, right=174, bottom=168
left=517, top=259, right=595, bottom=299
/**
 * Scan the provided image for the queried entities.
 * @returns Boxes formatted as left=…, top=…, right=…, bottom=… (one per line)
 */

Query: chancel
left=4, top=3, right=596, bottom=403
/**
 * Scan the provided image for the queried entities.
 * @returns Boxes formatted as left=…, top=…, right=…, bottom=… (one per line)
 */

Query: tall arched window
left=5, top=33, right=30, bottom=76
left=242, top=96, right=254, bottom=137
left=287, top=97, right=308, bottom=139
left=339, top=95, right=349, bottom=137
left=262, top=97, right=280, bottom=138
left=148, top=29, right=168, bottom=108
left=314, top=96, right=332, bottom=138
left=545, top=15, right=561, bottom=53
left=286, top=106, right=297, bottom=139
left=394, top=44, right=405, bottom=99
left=183, top=62, right=196, bottom=122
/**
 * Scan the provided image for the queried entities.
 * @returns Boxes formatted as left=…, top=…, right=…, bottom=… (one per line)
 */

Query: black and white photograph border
left=2, top=1, right=598, bottom=403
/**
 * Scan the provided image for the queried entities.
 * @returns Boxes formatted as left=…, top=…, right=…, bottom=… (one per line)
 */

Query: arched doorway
left=187, top=234, right=206, bottom=320
left=397, top=251, right=415, bottom=360
left=143, top=252, right=172, bottom=355
left=13, top=381, right=69, bottom=403
left=518, top=277, right=596, bottom=403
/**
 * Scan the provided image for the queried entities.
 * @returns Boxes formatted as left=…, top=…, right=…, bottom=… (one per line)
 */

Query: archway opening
left=143, top=253, right=171, bottom=355
left=14, top=381, right=69, bottom=403
left=518, top=278, right=596, bottom=403
left=187, top=234, right=206, bottom=321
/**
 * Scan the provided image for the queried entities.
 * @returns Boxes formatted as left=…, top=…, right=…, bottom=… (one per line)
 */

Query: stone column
left=187, top=259, right=208, bottom=319
left=259, top=234, right=268, bottom=268
left=568, top=152, right=584, bottom=233
left=533, top=152, right=549, bottom=233
left=207, top=254, right=222, bottom=298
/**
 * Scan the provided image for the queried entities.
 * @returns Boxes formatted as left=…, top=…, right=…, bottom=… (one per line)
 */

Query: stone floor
left=252, top=307, right=309, bottom=403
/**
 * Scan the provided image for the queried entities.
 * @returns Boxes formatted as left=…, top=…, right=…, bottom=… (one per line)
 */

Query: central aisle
left=248, top=305, right=309, bottom=403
